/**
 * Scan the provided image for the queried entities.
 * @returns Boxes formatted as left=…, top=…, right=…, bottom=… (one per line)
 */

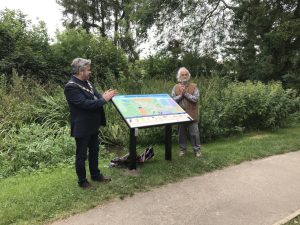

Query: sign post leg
left=129, top=128, right=137, bottom=170
left=165, top=125, right=172, bottom=160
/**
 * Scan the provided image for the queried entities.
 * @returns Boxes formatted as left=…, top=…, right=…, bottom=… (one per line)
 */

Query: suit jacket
left=64, top=76, right=107, bottom=138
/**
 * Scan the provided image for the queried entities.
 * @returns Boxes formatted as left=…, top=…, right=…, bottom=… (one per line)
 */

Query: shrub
left=33, top=86, right=69, bottom=128
left=198, top=76, right=229, bottom=140
left=0, top=74, right=43, bottom=135
left=220, top=81, right=300, bottom=131
left=0, top=9, right=52, bottom=81
left=1, top=76, right=299, bottom=177
left=0, top=124, right=74, bottom=178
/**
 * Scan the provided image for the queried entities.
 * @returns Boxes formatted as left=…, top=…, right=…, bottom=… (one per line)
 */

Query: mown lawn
left=1, top=123, right=300, bottom=225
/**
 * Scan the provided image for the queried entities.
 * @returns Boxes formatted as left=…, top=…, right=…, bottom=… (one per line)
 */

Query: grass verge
left=283, top=213, right=300, bottom=225
left=1, top=124, right=300, bottom=225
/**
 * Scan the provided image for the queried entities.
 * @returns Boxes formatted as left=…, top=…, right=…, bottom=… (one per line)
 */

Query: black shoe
left=91, top=174, right=111, bottom=183
left=78, top=181, right=93, bottom=189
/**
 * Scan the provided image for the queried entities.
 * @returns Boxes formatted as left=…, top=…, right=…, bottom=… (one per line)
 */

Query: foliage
left=0, top=9, right=52, bottom=82
left=0, top=124, right=74, bottom=178
left=51, top=28, right=128, bottom=84
left=200, top=78, right=300, bottom=140
left=140, top=52, right=223, bottom=79
left=0, top=75, right=299, bottom=177
left=0, top=2, right=299, bottom=180
left=33, top=87, right=70, bottom=129
left=123, top=61, right=147, bottom=94
left=0, top=10, right=128, bottom=84
left=222, top=81, right=299, bottom=129
left=57, top=0, right=139, bottom=60
left=1, top=3, right=299, bottom=90
left=140, top=55, right=179, bottom=79
left=226, top=0, right=300, bottom=90
left=283, top=213, right=300, bottom=225
left=132, top=0, right=233, bottom=54
left=133, top=0, right=300, bottom=90
left=99, top=103, right=129, bottom=146
left=198, top=75, right=229, bottom=140
left=0, top=73, right=43, bottom=135
left=1, top=124, right=300, bottom=225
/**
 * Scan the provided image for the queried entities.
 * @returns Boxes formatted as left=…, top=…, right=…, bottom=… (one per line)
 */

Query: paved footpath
left=51, top=151, right=300, bottom=225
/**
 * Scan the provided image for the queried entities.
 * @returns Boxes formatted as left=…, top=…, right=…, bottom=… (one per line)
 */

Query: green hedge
left=200, top=79, right=300, bottom=140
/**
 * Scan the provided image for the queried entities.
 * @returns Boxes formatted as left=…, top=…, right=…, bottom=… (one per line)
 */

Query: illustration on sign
left=112, top=94, right=193, bottom=128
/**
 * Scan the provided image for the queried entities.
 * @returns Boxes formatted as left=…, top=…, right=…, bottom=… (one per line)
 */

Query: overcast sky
left=0, top=0, right=64, bottom=39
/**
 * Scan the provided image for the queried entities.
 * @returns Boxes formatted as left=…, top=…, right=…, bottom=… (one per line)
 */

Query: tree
left=57, top=0, right=139, bottom=61
left=134, top=0, right=299, bottom=89
left=0, top=9, right=52, bottom=82
left=133, top=0, right=234, bottom=55
left=51, top=28, right=128, bottom=83
left=226, top=0, right=300, bottom=88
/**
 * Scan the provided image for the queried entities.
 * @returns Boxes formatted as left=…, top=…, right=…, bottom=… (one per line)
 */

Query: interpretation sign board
left=112, top=94, right=193, bottom=128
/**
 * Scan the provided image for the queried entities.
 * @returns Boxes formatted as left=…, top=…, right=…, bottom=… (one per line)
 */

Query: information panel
left=112, top=94, right=193, bottom=128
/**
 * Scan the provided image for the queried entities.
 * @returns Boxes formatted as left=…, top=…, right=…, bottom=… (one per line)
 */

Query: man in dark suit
left=64, top=58, right=117, bottom=189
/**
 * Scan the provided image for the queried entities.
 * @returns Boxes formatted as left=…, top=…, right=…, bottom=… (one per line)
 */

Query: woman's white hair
left=176, top=67, right=191, bottom=82
left=71, top=58, right=91, bottom=74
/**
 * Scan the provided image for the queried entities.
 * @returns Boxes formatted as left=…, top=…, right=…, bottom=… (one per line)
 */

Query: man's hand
left=103, top=89, right=118, bottom=102
left=179, top=84, right=186, bottom=95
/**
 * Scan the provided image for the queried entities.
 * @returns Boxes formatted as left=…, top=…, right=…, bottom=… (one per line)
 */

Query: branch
left=199, top=0, right=221, bottom=28
left=220, top=0, right=236, bottom=10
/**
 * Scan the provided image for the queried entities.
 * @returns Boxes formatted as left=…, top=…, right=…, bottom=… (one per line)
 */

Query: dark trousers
left=75, top=132, right=101, bottom=184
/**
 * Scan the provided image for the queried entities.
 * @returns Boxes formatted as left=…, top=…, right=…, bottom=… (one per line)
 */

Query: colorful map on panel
left=112, top=94, right=192, bottom=128
left=112, top=94, right=185, bottom=118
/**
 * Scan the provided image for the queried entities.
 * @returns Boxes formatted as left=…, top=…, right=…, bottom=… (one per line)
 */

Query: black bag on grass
left=109, top=146, right=154, bottom=168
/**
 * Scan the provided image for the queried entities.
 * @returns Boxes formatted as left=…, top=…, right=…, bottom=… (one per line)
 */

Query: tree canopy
left=1, top=1, right=299, bottom=89
left=57, top=0, right=139, bottom=61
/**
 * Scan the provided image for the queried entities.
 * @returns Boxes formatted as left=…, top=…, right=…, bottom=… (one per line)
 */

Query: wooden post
left=165, top=125, right=172, bottom=160
left=129, top=128, right=137, bottom=170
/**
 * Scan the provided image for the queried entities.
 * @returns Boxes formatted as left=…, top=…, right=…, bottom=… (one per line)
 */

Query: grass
left=284, top=214, right=300, bottom=225
left=1, top=123, right=300, bottom=225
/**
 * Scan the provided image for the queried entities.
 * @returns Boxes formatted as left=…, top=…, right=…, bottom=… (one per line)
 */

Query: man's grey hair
left=71, top=58, right=91, bottom=74
left=176, top=67, right=191, bottom=82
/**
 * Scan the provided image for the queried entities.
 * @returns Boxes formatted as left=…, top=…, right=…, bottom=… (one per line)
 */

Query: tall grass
left=0, top=75, right=299, bottom=177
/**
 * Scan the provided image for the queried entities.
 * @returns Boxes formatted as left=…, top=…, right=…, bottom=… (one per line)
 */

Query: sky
left=0, top=0, right=64, bottom=39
